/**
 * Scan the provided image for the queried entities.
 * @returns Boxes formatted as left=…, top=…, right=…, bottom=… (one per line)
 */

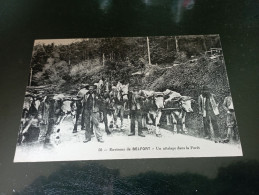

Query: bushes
left=31, top=41, right=232, bottom=137
left=141, top=55, right=232, bottom=137
left=70, top=58, right=102, bottom=77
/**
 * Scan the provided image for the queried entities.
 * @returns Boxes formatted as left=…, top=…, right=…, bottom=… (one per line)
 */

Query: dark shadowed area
left=0, top=0, right=258, bottom=194
left=19, top=160, right=259, bottom=194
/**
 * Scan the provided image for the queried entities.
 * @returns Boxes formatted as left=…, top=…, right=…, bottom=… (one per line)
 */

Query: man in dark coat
left=82, top=85, right=104, bottom=143
left=76, top=83, right=89, bottom=131
left=99, top=91, right=112, bottom=135
left=198, top=85, right=220, bottom=140
left=128, top=86, right=145, bottom=137
left=38, top=95, right=60, bottom=145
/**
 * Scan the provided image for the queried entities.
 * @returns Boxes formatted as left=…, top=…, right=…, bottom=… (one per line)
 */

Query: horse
left=94, top=79, right=113, bottom=135
left=109, top=83, right=129, bottom=130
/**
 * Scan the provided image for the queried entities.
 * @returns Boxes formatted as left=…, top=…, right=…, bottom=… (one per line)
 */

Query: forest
left=30, top=35, right=222, bottom=91
left=29, top=35, right=230, bottom=134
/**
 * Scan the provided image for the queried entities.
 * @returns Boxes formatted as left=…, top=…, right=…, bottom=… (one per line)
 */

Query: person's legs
left=90, top=120, right=94, bottom=135
left=120, top=105, right=124, bottom=128
left=136, top=110, right=144, bottom=135
left=210, top=112, right=220, bottom=138
left=81, top=108, right=85, bottom=130
left=44, top=118, right=55, bottom=144
left=84, top=111, right=91, bottom=140
left=155, top=111, right=162, bottom=136
left=232, top=111, right=239, bottom=141
left=203, top=116, right=211, bottom=138
left=38, top=123, right=48, bottom=143
left=73, top=111, right=79, bottom=132
left=142, top=112, right=147, bottom=129
left=113, top=105, right=118, bottom=128
left=225, top=111, right=236, bottom=141
left=233, top=125, right=239, bottom=141
left=103, top=109, right=110, bottom=134
left=92, top=112, right=103, bottom=141
left=130, top=111, right=136, bottom=135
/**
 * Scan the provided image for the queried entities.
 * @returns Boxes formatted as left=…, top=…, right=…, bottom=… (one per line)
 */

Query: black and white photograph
left=14, top=35, right=242, bottom=162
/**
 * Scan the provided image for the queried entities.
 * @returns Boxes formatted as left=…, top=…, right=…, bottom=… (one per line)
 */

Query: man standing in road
left=223, top=92, right=238, bottom=142
left=38, top=94, right=60, bottom=145
left=82, top=84, right=104, bottom=143
left=99, top=91, right=112, bottom=135
left=128, top=86, right=145, bottom=137
left=75, top=83, right=89, bottom=132
left=198, top=85, right=220, bottom=140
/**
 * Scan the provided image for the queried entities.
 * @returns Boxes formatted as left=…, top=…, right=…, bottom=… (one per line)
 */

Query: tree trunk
left=29, top=68, right=32, bottom=86
left=147, top=37, right=151, bottom=65
left=175, top=36, right=179, bottom=53
left=203, top=35, right=207, bottom=51
left=103, top=53, right=105, bottom=66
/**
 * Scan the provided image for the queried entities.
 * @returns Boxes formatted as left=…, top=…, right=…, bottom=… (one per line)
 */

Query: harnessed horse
left=109, top=83, right=129, bottom=130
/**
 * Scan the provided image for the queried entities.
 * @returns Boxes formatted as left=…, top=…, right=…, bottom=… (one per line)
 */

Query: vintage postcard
left=14, top=35, right=242, bottom=162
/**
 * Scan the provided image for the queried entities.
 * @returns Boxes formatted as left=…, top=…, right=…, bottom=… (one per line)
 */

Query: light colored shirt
left=198, top=94, right=219, bottom=117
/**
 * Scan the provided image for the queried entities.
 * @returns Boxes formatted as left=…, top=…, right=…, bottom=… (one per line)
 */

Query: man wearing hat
left=223, top=90, right=238, bottom=142
left=37, top=95, right=50, bottom=143
left=128, top=86, right=145, bottom=137
left=76, top=84, right=89, bottom=131
left=198, top=85, right=220, bottom=139
left=82, top=84, right=104, bottom=143
left=37, top=94, right=60, bottom=145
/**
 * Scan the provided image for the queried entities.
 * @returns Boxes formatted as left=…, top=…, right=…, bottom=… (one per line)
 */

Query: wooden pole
left=29, top=68, right=32, bottom=86
left=103, top=53, right=105, bottom=66
left=203, top=35, right=207, bottom=51
left=175, top=36, right=179, bottom=53
left=68, top=46, right=71, bottom=65
left=147, top=37, right=151, bottom=65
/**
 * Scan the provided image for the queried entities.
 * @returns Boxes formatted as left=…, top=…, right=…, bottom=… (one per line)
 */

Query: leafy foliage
left=30, top=35, right=231, bottom=135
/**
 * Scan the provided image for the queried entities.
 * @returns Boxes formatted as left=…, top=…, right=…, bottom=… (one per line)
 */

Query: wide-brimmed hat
left=133, top=86, right=140, bottom=91
left=87, top=84, right=97, bottom=90
left=202, top=85, right=210, bottom=92
left=112, top=81, right=117, bottom=86
left=81, top=83, right=89, bottom=88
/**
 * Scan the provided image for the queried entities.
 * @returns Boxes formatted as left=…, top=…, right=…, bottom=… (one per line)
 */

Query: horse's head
left=154, top=92, right=164, bottom=109
left=110, top=87, right=117, bottom=98
left=120, top=83, right=129, bottom=101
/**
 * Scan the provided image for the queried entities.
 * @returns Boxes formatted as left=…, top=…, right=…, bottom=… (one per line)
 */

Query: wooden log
left=162, top=108, right=181, bottom=111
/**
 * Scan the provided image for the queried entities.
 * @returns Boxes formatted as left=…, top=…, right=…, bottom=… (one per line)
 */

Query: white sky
left=34, top=38, right=89, bottom=46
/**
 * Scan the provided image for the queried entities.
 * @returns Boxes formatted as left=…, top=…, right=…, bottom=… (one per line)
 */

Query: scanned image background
left=14, top=35, right=242, bottom=162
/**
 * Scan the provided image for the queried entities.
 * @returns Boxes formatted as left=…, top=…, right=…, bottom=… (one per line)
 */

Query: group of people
left=77, top=82, right=148, bottom=144
left=76, top=81, right=238, bottom=143
left=20, top=79, right=148, bottom=145
left=198, top=85, right=238, bottom=142
left=20, top=78, right=238, bottom=145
